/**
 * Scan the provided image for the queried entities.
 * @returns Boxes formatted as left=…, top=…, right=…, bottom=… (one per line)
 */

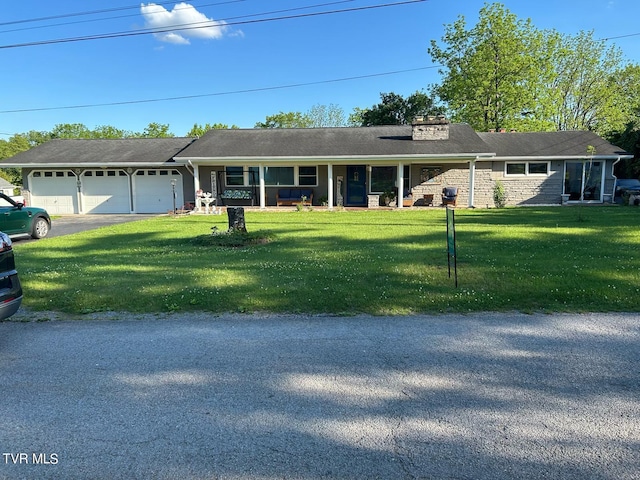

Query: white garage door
left=81, top=170, right=131, bottom=214
left=29, top=170, right=79, bottom=214
left=133, top=169, right=184, bottom=214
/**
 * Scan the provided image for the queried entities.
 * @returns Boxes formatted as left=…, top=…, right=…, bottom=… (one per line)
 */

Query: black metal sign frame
left=446, top=207, right=458, bottom=288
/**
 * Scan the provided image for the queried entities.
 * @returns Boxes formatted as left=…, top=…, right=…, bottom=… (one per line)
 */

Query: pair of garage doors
left=29, top=169, right=184, bottom=214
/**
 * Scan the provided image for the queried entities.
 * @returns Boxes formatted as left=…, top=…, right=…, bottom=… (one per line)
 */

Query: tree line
left=2, top=2, right=639, bottom=183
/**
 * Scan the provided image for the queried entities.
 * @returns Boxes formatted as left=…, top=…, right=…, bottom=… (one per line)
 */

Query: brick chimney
left=411, top=115, right=450, bottom=141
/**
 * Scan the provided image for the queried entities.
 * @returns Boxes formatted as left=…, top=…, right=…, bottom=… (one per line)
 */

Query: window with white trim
left=263, top=167, right=294, bottom=186
left=225, top=166, right=317, bottom=187
left=298, top=166, right=317, bottom=186
left=505, top=161, right=550, bottom=176
left=225, top=167, right=245, bottom=186
left=31, top=170, right=77, bottom=178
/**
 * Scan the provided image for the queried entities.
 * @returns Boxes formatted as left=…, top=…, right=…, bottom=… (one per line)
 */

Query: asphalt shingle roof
left=477, top=131, right=629, bottom=157
left=175, top=124, right=492, bottom=159
left=2, top=127, right=630, bottom=167
left=3, top=138, right=195, bottom=166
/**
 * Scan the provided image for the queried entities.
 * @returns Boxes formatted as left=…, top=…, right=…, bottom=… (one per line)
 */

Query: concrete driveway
left=1, top=311, right=638, bottom=479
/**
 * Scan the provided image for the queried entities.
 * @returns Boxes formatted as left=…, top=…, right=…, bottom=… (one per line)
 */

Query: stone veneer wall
left=409, top=161, right=566, bottom=207
left=409, top=163, right=471, bottom=206
left=494, top=161, right=565, bottom=206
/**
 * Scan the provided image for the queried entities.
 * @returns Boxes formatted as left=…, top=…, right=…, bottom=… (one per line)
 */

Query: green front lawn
left=11, top=207, right=640, bottom=315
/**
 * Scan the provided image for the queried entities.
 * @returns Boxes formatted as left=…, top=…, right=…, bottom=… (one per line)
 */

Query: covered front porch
left=186, top=156, right=483, bottom=211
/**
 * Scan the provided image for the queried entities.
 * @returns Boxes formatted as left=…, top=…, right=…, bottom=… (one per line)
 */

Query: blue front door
left=346, top=166, right=367, bottom=206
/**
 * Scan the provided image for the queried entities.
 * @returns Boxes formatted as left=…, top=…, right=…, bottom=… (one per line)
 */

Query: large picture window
left=263, top=167, right=294, bottom=186
left=371, top=167, right=395, bottom=193
left=370, top=166, right=410, bottom=194
left=225, top=166, right=317, bottom=186
left=528, top=162, right=549, bottom=174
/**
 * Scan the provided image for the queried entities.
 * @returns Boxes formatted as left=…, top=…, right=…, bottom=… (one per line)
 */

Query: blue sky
left=1, top=0, right=639, bottom=138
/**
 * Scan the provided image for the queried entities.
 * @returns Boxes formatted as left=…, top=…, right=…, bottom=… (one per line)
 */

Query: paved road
left=1, top=311, right=638, bottom=479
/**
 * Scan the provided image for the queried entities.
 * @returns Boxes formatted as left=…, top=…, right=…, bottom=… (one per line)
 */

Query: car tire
left=31, top=216, right=50, bottom=239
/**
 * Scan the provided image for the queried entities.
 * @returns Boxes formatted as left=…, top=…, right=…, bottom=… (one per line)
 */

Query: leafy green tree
left=23, top=130, right=53, bottom=146
left=92, top=125, right=133, bottom=138
left=138, top=122, right=174, bottom=138
left=255, top=111, right=312, bottom=129
left=429, top=3, right=550, bottom=132
left=0, top=166, right=22, bottom=186
left=47, top=123, right=134, bottom=140
left=604, top=63, right=640, bottom=177
left=186, top=123, right=239, bottom=137
left=607, top=120, right=640, bottom=178
left=0, top=134, right=32, bottom=186
left=306, top=104, right=346, bottom=127
left=613, top=64, right=640, bottom=120
left=353, top=91, right=442, bottom=126
left=0, top=135, right=30, bottom=159
left=429, top=2, right=635, bottom=134
left=50, top=123, right=94, bottom=139
left=255, top=104, right=347, bottom=129
left=348, top=107, right=366, bottom=127
left=545, top=30, right=625, bottom=133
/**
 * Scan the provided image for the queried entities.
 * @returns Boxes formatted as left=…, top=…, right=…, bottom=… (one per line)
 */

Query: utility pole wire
left=0, top=0, right=427, bottom=49
left=0, top=1, right=353, bottom=35
left=0, top=0, right=245, bottom=27
left=0, top=66, right=438, bottom=114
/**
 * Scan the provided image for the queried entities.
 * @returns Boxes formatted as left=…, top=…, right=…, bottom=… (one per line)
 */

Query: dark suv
left=0, top=231, right=23, bottom=320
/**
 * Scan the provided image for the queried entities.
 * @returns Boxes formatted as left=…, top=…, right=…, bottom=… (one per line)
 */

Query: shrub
left=493, top=180, right=507, bottom=208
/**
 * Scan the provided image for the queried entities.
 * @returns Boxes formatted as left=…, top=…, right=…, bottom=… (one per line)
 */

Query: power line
left=0, top=0, right=426, bottom=49
left=0, top=66, right=437, bottom=114
left=0, top=1, right=353, bottom=35
left=0, top=0, right=245, bottom=27
left=602, top=32, right=640, bottom=41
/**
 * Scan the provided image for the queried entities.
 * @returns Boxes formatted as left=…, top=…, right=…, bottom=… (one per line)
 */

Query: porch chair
left=441, top=186, right=458, bottom=206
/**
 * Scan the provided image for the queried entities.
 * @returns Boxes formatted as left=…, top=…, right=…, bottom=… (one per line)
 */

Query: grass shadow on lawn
left=11, top=207, right=640, bottom=315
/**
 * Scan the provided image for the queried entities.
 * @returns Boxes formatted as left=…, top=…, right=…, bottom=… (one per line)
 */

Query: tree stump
left=227, top=207, right=247, bottom=232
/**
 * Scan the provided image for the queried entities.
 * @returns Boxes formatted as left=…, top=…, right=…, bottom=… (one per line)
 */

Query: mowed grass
left=11, top=207, right=640, bottom=315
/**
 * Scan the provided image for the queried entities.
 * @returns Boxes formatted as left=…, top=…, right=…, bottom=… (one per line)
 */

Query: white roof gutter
left=175, top=153, right=496, bottom=165
left=491, top=154, right=633, bottom=161
left=2, top=162, right=180, bottom=168
left=612, top=156, right=623, bottom=200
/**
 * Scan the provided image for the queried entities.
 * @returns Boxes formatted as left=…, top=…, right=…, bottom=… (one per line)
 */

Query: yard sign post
left=446, top=207, right=458, bottom=287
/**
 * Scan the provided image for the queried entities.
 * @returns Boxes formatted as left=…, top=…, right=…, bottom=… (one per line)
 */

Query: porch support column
left=468, top=158, right=477, bottom=208
left=258, top=164, right=266, bottom=209
left=192, top=163, right=201, bottom=212
left=192, top=163, right=201, bottom=194
left=75, top=170, right=84, bottom=214
left=327, top=163, right=334, bottom=210
left=397, top=161, right=404, bottom=209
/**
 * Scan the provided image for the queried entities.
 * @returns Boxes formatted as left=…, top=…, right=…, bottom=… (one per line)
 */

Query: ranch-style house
left=2, top=117, right=631, bottom=214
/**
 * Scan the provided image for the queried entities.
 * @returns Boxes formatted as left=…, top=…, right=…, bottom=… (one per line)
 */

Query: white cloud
left=140, top=2, right=231, bottom=45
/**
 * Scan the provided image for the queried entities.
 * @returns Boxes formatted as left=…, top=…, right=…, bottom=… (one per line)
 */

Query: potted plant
left=382, top=188, right=396, bottom=206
